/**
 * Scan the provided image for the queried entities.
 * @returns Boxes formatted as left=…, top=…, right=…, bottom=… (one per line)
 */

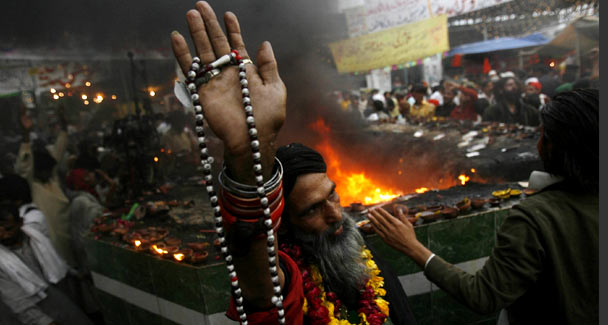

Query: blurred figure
left=522, top=77, right=549, bottom=110
left=429, top=81, right=444, bottom=106
left=435, top=88, right=457, bottom=117
left=14, top=110, right=76, bottom=267
left=384, top=91, right=399, bottom=118
left=450, top=86, right=478, bottom=121
left=394, top=91, right=410, bottom=124
left=408, top=83, right=436, bottom=122
left=365, top=100, right=390, bottom=122
left=339, top=90, right=352, bottom=113
left=160, top=110, right=198, bottom=175
left=0, top=174, right=93, bottom=325
left=483, top=77, right=539, bottom=126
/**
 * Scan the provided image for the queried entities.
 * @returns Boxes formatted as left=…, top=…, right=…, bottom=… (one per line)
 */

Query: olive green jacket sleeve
left=423, top=210, right=544, bottom=315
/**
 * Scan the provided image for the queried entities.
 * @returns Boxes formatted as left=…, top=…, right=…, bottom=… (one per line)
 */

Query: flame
left=470, top=168, right=476, bottom=173
left=152, top=245, right=167, bottom=255
left=134, top=240, right=141, bottom=247
left=458, top=174, right=470, bottom=186
left=311, top=118, right=402, bottom=206
left=415, top=187, right=430, bottom=194
left=173, top=253, right=185, bottom=261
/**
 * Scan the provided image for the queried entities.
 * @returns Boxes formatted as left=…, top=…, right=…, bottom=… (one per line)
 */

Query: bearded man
left=170, top=2, right=416, bottom=324
left=482, top=77, right=539, bottom=126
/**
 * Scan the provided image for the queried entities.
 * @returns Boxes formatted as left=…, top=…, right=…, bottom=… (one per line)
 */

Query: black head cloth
left=276, top=143, right=327, bottom=198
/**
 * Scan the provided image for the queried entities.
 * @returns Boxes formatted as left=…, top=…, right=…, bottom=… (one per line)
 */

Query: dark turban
left=276, top=143, right=327, bottom=197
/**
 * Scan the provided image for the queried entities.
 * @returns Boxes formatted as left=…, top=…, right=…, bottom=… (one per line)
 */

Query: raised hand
left=170, top=1, right=286, bottom=183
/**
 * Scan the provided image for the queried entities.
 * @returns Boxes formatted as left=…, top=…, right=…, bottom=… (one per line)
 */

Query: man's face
left=444, top=91, right=455, bottom=104
left=0, top=202, right=22, bottom=246
left=504, top=78, right=518, bottom=93
left=483, top=82, right=493, bottom=96
left=286, top=173, right=343, bottom=237
left=412, top=91, right=424, bottom=104
left=525, top=84, right=540, bottom=96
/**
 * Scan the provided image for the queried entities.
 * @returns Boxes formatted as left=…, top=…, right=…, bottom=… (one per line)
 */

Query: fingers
left=368, top=209, right=390, bottom=237
left=395, top=208, right=409, bottom=225
left=196, top=1, right=231, bottom=57
left=171, top=31, right=193, bottom=75
left=255, top=41, right=281, bottom=85
left=186, top=9, right=215, bottom=63
left=224, top=12, right=250, bottom=59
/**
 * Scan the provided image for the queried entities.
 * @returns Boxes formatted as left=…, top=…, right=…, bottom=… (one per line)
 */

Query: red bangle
left=220, top=188, right=283, bottom=219
left=220, top=195, right=284, bottom=234
left=221, top=182, right=283, bottom=209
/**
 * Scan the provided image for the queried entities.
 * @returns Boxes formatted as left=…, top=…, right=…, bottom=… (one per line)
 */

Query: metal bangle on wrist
left=218, top=157, right=283, bottom=198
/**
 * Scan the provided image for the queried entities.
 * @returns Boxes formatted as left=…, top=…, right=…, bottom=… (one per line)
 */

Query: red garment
left=226, top=251, right=305, bottom=324
left=450, top=87, right=478, bottom=121
left=66, top=168, right=98, bottom=197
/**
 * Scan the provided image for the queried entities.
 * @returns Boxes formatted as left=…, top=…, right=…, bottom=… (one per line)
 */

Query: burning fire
left=458, top=174, right=470, bottom=186
left=173, top=253, right=185, bottom=261
left=415, top=187, right=430, bottom=194
left=311, top=118, right=403, bottom=206
left=134, top=240, right=141, bottom=247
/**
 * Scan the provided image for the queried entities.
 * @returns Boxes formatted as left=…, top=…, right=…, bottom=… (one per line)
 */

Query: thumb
left=255, top=41, right=281, bottom=85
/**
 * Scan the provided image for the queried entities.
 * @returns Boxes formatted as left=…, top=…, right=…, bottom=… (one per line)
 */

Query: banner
left=345, top=0, right=513, bottom=37
left=329, top=15, right=449, bottom=73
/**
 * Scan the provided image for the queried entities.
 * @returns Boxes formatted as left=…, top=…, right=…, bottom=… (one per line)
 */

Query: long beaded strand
left=185, top=50, right=286, bottom=325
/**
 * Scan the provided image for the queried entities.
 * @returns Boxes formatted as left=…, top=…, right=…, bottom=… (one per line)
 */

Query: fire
left=415, top=187, right=430, bottom=194
left=458, top=174, right=470, bottom=186
left=173, top=253, right=185, bottom=261
left=311, top=118, right=402, bottom=206
left=470, top=168, right=476, bottom=173
left=134, top=240, right=141, bottom=247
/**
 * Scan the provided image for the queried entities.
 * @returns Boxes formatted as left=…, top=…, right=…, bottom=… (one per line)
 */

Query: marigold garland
left=280, top=244, right=389, bottom=325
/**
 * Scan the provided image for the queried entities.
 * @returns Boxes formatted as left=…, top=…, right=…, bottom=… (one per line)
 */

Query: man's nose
left=323, top=200, right=342, bottom=225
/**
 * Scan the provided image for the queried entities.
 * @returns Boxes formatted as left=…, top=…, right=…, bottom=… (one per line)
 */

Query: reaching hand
left=170, top=1, right=286, bottom=161
left=368, top=207, right=419, bottom=255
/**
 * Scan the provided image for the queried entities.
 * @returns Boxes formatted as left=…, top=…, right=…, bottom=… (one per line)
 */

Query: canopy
left=448, top=33, right=550, bottom=56
left=533, top=15, right=598, bottom=57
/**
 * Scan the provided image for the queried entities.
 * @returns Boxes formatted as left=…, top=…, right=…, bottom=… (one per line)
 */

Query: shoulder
left=510, top=188, right=598, bottom=225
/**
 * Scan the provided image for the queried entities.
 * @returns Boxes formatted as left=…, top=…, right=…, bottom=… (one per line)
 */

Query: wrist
left=405, top=241, right=433, bottom=269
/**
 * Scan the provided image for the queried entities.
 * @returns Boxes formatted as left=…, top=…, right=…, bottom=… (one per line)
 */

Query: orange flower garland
left=281, top=244, right=389, bottom=325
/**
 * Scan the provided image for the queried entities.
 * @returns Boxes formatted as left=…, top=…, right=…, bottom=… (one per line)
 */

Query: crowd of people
left=335, top=61, right=598, bottom=128
left=0, top=98, right=207, bottom=324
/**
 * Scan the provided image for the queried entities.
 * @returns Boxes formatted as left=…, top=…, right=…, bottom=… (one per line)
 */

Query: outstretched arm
left=171, top=1, right=286, bottom=309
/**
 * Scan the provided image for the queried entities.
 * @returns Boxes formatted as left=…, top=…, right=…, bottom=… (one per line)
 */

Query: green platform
left=85, top=206, right=512, bottom=324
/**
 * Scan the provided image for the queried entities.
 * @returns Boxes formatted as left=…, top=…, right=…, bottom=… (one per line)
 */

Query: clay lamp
left=355, top=219, right=374, bottom=234
left=440, top=207, right=460, bottom=219
left=186, top=242, right=210, bottom=251
left=190, top=250, right=209, bottom=264
left=456, top=198, right=471, bottom=213
left=164, top=237, right=182, bottom=246
left=471, top=198, right=488, bottom=209
left=173, top=248, right=193, bottom=263
left=523, top=189, right=537, bottom=196
left=163, top=245, right=180, bottom=259
left=112, top=226, right=129, bottom=236
left=488, top=198, right=501, bottom=207
left=416, top=210, right=442, bottom=223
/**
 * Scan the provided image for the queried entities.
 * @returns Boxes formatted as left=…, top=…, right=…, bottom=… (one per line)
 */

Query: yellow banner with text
left=329, top=15, right=449, bottom=73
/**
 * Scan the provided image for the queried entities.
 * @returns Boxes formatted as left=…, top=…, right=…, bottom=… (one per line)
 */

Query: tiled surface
left=428, top=212, right=496, bottom=265
left=87, top=207, right=510, bottom=324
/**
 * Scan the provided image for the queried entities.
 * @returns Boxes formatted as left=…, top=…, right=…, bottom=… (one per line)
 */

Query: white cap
left=500, top=71, right=515, bottom=78
left=525, top=77, right=539, bottom=85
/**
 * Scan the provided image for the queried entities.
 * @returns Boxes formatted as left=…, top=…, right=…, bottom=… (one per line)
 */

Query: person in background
left=408, top=83, right=436, bottom=122
left=475, top=80, right=494, bottom=117
left=14, top=109, right=76, bottom=268
left=429, top=81, right=444, bottom=107
left=384, top=91, right=400, bottom=119
left=0, top=174, right=93, bottom=325
left=368, top=89, right=598, bottom=324
left=450, top=86, right=479, bottom=121
left=522, top=77, right=549, bottom=110
left=554, top=64, right=579, bottom=94
left=482, top=77, right=539, bottom=126
left=339, top=91, right=351, bottom=113
left=434, top=88, right=457, bottom=118
left=394, top=90, right=411, bottom=124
